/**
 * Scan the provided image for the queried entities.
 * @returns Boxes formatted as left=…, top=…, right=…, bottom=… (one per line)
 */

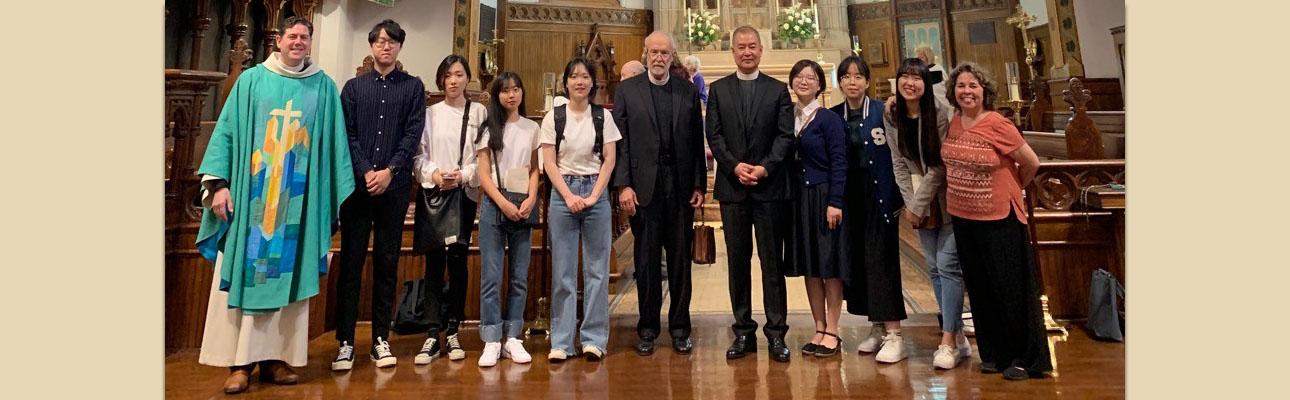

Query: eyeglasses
left=794, top=75, right=819, bottom=83
left=373, top=39, right=401, bottom=48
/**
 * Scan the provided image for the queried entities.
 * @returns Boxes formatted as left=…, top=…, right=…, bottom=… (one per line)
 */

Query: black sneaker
left=370, top=337, right=397, bottom=368
left=331, top=341, right=354, bottom=371
left=1002, top=366, right=1030, bottom=380
left=414, top=337, right=440, bottom=365
left=446, top=333, right=466, bottom=361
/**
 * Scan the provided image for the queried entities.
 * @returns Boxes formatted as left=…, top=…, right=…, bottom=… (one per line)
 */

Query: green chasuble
left=196, top=54, right=355, bottom=314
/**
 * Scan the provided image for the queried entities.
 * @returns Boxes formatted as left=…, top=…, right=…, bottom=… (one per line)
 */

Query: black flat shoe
left=801, top=331, right=825, bottom=355
left=813, top=332, right=841, bottom=358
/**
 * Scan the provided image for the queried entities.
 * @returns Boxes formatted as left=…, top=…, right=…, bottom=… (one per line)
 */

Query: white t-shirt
left=414, top=101, right=487, bottom=200
left=539, top=106, right=622, bottom=176
left=478, top=118, right=541, bottom=193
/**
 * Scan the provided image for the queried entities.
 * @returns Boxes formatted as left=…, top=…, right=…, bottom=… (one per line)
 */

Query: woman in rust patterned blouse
left=940, top=62, right=1048, bottom=381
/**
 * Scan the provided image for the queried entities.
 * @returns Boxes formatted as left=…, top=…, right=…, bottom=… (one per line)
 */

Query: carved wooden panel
left=895, top=0, right=941, bottom=16
left=1024, top=159, right=1125, bottom=318
left=507, top=3, right=651, bottom=27
left=949, top=0, right=1008, bottom=12
left=852, top=2, right=892, bottom=20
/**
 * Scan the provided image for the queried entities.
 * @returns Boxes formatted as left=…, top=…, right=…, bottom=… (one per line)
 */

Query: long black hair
left=475, top=72, right=527, bottom=152
left=562, top=56, right=598, bottom=102
left=893, top=57, right=942, bottom=168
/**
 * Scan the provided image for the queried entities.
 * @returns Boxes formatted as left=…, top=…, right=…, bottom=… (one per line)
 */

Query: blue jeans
left=919, top=223, right=964, bottom=333
left=548, top=175, right=612, bottom=353
left=477, top=196, right=534, bottom=343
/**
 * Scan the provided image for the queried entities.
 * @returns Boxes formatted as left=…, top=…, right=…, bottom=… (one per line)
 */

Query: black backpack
left=552, top=104, right=606, bottom=162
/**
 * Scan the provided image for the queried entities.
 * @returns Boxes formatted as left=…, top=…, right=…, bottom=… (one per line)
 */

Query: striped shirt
left=340, top=68, right=426, bottom=189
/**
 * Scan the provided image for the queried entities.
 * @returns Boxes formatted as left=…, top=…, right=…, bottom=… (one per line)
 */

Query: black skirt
left=953, top=210, right=1053, bottom=374
left=784, top=183, right=850, bottom=281
left=843, top=168, right=907, bottom=321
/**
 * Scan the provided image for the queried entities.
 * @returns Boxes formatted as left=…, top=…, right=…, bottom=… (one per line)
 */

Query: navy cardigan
left=794, top=107, right=848, bottom=208
left=830, top=98, right=904, bottom=218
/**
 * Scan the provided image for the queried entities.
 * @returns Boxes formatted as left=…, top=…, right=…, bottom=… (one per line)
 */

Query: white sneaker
left=446, top=334, right=466, bottom=361
left=548, top=349, right=570, bottom=362
left=331, top=341, right=354, bottom=371
left=956, top=331, right=972, bottom=358
left=502, top=337, right=532, bottom=364
left=370, top=337, right=398, bottom=368
left=582, top=345, right=605, bottom=361
left=413, top=337, right=440, bottom=365
left=856, top=324, right=887, bottom=353
left=932, top=345, right=962, bottom=369
left=874, top=331, right=907, bottom=363
left=478, top=342, right=502, bottom=367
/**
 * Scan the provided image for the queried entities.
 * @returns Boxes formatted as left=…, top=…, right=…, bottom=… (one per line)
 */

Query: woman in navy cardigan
left=782, top=59, right=849, bottom=357
left=828, top=56, right=911, bottom=363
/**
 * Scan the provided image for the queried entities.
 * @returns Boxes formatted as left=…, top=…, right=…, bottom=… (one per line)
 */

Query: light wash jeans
left=477, top=196, right=534, bottom=343
left=919, top=223, right=965, bottom=333
left=548, top=175, right=612, bottom=353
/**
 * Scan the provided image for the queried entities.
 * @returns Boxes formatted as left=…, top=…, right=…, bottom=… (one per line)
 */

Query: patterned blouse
left=941, top=111, right=1028, bottom=224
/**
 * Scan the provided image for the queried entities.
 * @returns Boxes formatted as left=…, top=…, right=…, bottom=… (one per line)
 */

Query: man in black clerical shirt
left=704, top=25, right=796, bottom=363
left=612, top=31, right=707, bottom=357
left=332, top=19, right=426, bottom=371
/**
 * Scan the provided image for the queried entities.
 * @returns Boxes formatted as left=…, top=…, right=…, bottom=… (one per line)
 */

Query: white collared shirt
left=794, top=99, right=822, bottom=135
left=648, top=72, right=670, bottom=86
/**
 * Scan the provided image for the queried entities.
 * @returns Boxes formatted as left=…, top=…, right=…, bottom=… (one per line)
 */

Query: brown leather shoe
left=223, top=366, right=253, bottom=394
left=259, top=360, right=299, bottom=385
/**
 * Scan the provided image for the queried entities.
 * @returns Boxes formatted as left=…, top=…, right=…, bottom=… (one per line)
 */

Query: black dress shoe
left=672, top=337, right=693, bottom=354
left=725, top=335, right=756, bottom=359
left=768, top=337, right=791, bottom=362
left=980, top=362, right=1001, bottom=374
left=635, top=337, right=656, bottom=356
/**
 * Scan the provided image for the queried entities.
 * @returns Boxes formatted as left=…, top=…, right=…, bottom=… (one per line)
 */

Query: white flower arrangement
left=687, top=10, right=720, bottom=47
left=777, top=4, right=818, bottom=44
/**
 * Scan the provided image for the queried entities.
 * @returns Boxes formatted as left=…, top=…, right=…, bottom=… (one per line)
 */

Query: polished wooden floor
left=165, top=313, right=1123, bottom=399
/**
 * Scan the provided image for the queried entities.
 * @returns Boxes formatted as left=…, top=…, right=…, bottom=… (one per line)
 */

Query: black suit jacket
left=611, top=74, right=707, bottom=207
left=704, top=72, right=795, bottom=203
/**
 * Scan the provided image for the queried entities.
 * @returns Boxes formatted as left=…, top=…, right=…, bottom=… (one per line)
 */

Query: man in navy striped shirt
left=332, top=19, right=426, bottom=372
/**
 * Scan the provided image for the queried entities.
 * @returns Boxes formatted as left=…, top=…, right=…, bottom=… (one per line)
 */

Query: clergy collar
left=264, top=52, right=321, bottom=78
left=736, top=69, right=760, bottom=81
left=648, top=71, right=670, bottom=86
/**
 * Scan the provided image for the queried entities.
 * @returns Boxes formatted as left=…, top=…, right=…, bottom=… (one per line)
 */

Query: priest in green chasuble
left=192, top=16, right=355, bottom=394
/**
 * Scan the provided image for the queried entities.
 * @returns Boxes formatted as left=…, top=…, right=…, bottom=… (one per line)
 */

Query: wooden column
left=292, top=0, right=319, bottom=22
left=226, top=0, right=252, bottom=52
left=261, top=0, right=288, bottom=57
left=188, top=0, right=213, bottom=69
left=165, top=70, right=227, bottom=246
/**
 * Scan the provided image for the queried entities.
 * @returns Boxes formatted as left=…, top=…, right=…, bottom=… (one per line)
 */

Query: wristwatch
left=386, top=165, right=399, bottom=174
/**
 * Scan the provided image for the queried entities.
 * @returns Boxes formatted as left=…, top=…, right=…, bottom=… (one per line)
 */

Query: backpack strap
left=553, top=104, right=567, bottom=157
left=591, top=104, right=605, bottom=162
left=553, top=104, right=605, bottom=163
